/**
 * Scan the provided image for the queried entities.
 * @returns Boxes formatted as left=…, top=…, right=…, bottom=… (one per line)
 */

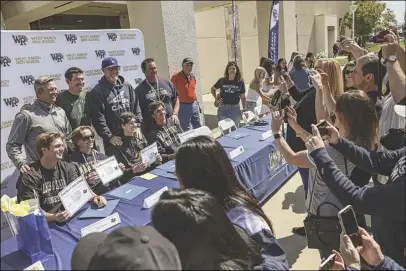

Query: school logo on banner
left=12, top=35, right=28, bottom=45
left=3, top=97, right=19, bottom=107
left=65, top=34, right=78, bottom=43
left=107, top=33, right=117, bottom=41
left=50, top=53, right=64, bottom=63
left=20, top=75, right=35, bottom=85
left=95, top=50, right=106, bottom=59
left=1, top=80, right=10, bottom=88
left=132, top=47, right=141, bottom=56
left=0, top=56, right=11, bottom=67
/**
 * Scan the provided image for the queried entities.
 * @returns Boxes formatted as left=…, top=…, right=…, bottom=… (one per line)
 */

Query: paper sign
left=24, top=260, right=44, bottom=270
left=81, top=212, right=121, bottom=237
left=261, top=130, right=273, bottom=140
left=141, top=143, right=159, bottom=166
left=229, top=146, right=244, bottom=160
left=93, top=156, right=123, bottom=185
left=59, top=176, right=93, bottom=217
left=143, top=186, right=169, bottom=209
left=178, top=129, right=196, bottom=143
left=140, top=173, right=157, bottom=180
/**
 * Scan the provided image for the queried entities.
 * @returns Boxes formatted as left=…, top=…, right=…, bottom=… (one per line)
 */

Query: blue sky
left=384, top=1, right=405, bottom=24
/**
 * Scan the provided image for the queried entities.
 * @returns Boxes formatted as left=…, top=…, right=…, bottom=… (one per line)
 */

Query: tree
left=342, top=0, right=386, bottom=38
left=380, top=8, right=397, bottom=29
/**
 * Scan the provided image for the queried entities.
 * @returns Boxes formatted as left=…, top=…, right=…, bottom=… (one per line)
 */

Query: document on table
left=140, top=173, right=158, bottom=180
left=226, top=133, right=249, bottom=140
left=141, top=142, right=159, bottom=166
left=24, top=260, right=44, bottom=270
left=158, top=160, right=176, bottom=173
left=78, top=199, right=120, bottom=219
left=59, top=176, right=93, bottom=217
left=108, top=184, right=149, bottom=201
left=178, top=129, right=196, bottom=143
left=93, top=156, right=123, bottom=185
left=81, top=212, right=121, bottom=237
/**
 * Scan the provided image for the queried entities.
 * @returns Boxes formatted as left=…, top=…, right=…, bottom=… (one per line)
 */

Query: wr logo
left=50, top=53, right=64, bottom=63
left=20, top=75, right=35, bottom=85
left=3, top=97, right=19, bottom=107
left=12, top=35, right=28, bottom=45
left=134, top=78, right=143, bottom=85
left=132, top=47, right=141, bottom=56
left=0, top=56, right=11, bottom=67
left=65, top=34, right=77, bottom=43
left=107, top=33, right=117, bottom=41
left=95, top=50, right=106, bottom=59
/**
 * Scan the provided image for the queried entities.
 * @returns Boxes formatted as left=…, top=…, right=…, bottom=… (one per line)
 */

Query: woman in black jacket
left=107, top=112, right=162, bottom=185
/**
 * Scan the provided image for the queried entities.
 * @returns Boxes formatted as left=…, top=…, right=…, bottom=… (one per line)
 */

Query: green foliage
left=343, top=0, right=386, bottom=37
left=380, top=9, right=397, bottom=29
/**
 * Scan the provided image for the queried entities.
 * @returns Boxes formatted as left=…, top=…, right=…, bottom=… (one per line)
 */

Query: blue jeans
left=179, top=101, right=201, bottom=131
left=298, top=167, right=309, bottom=200
left=217, top=104, right=242, bottom=128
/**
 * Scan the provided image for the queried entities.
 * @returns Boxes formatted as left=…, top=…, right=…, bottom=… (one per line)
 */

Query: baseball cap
left=394, top=97, right=406, bottom=118
left=72, top=226, right=182, bottom=270
left=182, top=57, right=193, bottom=65
left=102, top=57, right=120, bottom=69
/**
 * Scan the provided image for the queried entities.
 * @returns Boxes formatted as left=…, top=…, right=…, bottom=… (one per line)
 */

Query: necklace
left=146, top=77, right=161, bottom=101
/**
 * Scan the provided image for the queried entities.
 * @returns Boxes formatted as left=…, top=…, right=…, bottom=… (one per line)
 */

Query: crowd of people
left=4, top=27, right=405, bottom=270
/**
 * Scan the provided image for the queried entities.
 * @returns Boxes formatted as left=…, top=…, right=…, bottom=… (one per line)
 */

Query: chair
left=242, top=111, right=256, bottom=124
left=194, top=126, right=213, bottom=138
left=254, top=104, right=271, bottom=116
left=218, top=118, right=237, bottom=136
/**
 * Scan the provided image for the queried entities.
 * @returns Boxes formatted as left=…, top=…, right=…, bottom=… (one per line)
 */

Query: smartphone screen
left=339, top=206, right=362, bottom=247
left=316, top=120, right=328, bottom=137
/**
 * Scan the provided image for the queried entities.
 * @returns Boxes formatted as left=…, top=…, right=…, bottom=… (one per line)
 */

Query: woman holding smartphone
left=270, top=90, right=377, bottom=260
left=246, top=67, right=272, bottom=112
left=211, top=62, right=246, bottom=128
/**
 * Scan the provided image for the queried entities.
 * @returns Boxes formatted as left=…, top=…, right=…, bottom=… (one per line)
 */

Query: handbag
left=303, top=159, right=349, bottom=251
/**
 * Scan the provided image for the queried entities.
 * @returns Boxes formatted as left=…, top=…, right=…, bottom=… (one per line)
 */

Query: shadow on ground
left=277, top=233, right=309, bottom=268
left=282, top=184, right=306, bottom=214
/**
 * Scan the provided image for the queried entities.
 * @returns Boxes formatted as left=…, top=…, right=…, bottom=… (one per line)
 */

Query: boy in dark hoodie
left=87, top=57, right=143, bottom=155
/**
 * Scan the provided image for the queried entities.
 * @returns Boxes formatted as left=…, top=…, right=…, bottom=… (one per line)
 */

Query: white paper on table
left=81, top=212, right=121, bottom=237
left=141, top=142, right=159, bottom=166
left=58, top=176, right=93, bottom=217
left=93, top=156, right=123, bottom=185
left=178, top=129, right=196, bottom=143
left=229, top=146, right=244, bottom=160
left=261, top=130, right=273, bottom=140
left=143, top=186, right=169, bottom=209
left=24, top=260, right=45, bottom=270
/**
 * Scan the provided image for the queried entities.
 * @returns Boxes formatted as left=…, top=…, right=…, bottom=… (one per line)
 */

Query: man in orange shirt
left=170, top=58, right=201, bottom=131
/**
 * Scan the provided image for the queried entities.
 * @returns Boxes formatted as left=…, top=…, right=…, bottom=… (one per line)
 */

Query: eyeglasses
left=82, top=135, right=95, bottom=142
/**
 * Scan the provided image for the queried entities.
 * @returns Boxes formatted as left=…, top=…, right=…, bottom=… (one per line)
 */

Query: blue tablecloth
left=151, top=115, right=297, bottom=204
left=1, top=176, right=179, bottom=270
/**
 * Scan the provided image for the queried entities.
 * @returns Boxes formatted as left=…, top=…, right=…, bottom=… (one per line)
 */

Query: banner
left=0, top=29, right=145, bottom=240
left=268, top=0, right=280, bottom=64
left=232, top=0, right=238, bottom=63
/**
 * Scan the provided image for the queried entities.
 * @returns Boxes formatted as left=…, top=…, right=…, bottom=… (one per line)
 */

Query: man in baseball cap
left=71, top=226, right=181, bottom=270
left=101, top=57, right=120, bottom=69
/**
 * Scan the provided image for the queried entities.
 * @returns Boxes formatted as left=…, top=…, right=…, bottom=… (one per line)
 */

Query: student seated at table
left=147, top=101, right=183, bottom=163
left=107, top=112, right=162, bottom=184
left=16, top=132, right=106, bottom=223
left=152, top=189, right=263, bottom=270
left=175, top=136, right=289, bottom=270
left=69, top=126, right=126, bottom=194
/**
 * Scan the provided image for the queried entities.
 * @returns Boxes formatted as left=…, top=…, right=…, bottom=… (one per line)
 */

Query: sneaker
left=292, top=226, right=306, bottom=236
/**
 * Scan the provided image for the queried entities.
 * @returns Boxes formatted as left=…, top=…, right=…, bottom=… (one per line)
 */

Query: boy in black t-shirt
left=16, top=132, right=106, bottom=223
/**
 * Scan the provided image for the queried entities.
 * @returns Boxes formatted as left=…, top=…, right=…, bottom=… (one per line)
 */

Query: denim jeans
left=217, top=104, right=242, bottom=128
left=179, top=101, right=201, bottom=131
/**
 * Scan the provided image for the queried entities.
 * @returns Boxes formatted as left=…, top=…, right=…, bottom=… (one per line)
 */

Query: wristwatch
left=273, top=133, right=281, bottom=139
left=381, top=55, right=397, bottom=65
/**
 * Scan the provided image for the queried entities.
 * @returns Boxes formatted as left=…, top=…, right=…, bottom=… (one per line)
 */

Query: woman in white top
left=246, top=67, right=272, bottom=112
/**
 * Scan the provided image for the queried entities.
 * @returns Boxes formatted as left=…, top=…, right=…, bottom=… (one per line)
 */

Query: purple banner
left=268, top=0, right=280, bottom=64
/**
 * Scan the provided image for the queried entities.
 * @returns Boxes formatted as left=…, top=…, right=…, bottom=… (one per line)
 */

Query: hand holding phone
left=319, top=254, right=336, bottom=270
left=316, top=120, right=328, bottom=137
left=338, top=205, right=362, bottom=247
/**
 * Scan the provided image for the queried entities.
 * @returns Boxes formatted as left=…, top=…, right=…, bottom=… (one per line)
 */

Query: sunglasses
left=344, top=70, right=353, bottom=75
left=82, top=135, right=95, bottom=142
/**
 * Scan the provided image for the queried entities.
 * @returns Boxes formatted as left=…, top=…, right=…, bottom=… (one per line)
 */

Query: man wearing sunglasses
left=87, top=57, right=143, bottom=155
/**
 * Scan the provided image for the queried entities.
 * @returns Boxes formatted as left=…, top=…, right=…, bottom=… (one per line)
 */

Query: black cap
left=72, top=226, right=182, bottom=270
left=182, top=57, right=193, bottom=65
left=71, top=232, right=108, bottom=270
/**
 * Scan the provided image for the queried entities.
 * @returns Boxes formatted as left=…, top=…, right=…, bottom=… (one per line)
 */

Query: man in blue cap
left=87, top=57, right=143, bottom=154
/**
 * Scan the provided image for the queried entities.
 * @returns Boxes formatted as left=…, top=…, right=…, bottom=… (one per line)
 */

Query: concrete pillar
left=1, top=11, right=6, bottom=30
left=126, top=0, right=204, bottom=114
left=119, top=15, right=130, bottom=29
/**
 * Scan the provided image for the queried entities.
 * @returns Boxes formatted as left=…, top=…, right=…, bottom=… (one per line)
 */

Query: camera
left=315, top=120, right=328, bottom=137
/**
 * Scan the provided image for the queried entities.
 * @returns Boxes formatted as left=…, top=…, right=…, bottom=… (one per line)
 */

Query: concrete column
left=126, top=0, right=204, bottom=114
left=119, top=15, right=130, bottom=29
left=1, top=11, right=6, bottom=30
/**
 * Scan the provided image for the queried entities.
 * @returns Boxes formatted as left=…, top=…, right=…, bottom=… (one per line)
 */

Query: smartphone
left=319, top=254, right=336, bottom=270
left=280, top=70, right=289, bottom=81
left=316, top=120, right=328, bottom=137
left=338, top=205, right=362, bottom=247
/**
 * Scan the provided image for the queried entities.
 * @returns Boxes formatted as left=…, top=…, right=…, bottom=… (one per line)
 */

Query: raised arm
left=6, top=112, right=30, bottom=170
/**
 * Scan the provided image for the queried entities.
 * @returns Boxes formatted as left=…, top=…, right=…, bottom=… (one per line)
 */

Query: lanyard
left=146, top=77, right=161, bottom=102
left=81, top=150, right=97, bottom=173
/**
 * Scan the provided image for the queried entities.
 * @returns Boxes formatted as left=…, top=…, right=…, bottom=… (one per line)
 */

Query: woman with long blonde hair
left=246, top=67, right=272, bottom=112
